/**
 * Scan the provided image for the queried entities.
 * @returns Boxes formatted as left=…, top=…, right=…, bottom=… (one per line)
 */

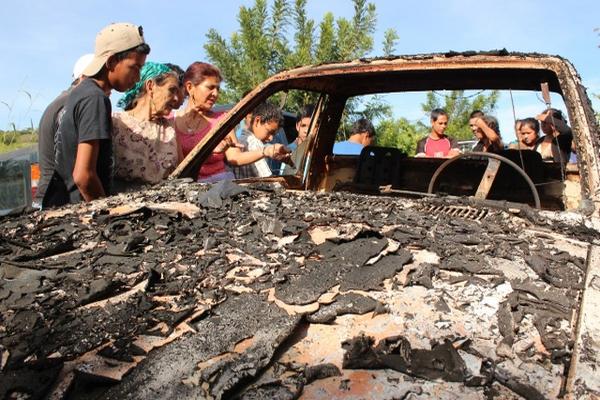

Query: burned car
left=1, top=52, right=600, bottom=399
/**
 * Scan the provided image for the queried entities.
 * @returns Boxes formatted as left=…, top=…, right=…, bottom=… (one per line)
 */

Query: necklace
left=180, top=111, right=208, bottom=134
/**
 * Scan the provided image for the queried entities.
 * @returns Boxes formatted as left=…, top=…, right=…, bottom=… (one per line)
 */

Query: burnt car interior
left=176, top=60, right=579, bottom=211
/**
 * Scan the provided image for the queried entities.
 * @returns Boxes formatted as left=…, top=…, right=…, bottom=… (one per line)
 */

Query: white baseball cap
left=83, top=23, right=146, bottom=77
left=72, top=53, right=95, bottom=79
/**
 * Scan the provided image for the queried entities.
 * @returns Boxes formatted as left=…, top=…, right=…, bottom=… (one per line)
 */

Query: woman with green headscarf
left=112, top=61, right=182, bottom=186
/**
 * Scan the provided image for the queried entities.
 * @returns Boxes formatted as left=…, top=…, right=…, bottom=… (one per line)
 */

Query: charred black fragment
left=304, top=363, right=342, bottom=383
left=77, top=278, right=124, bottom=307
left=493, top=367, right=546, bottom=400
left=99, top=293, right=301, bottom=399
left=197, top=180, right=249, bottom=208
left=405, top=263, right=437, bottom=289
left=525, top=253, right=585, bottom=289
left=496, top=300, right=516, bottom=346
left=342, top=334, right=468, bottom=382
left=340, top=251, right=413, bottom=291
left=306, top=293, right=380, bottom=323
left=0, top=359, right=63, bottom=400
left=10, top=235, right=75, bottom=262
left=275, top=238, right=388, bottom=305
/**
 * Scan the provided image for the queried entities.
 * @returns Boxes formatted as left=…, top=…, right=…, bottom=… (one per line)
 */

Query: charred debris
left=0, top=180, right=590, bottom=399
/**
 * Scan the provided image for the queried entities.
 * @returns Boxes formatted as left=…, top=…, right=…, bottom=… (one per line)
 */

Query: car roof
left=259, top=51, right=571, bottom=96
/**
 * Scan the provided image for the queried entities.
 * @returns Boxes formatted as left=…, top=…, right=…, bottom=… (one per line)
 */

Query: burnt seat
left=354, top=146, right=406, bottom=187
left=490, top=149, right=563, bottom=208
left=494, top=149, right=544, bottom=183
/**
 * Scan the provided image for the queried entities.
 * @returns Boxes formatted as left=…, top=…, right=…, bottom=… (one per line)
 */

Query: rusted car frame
left=169, top=52, right=600, bottom=399
left=172, top=51, right=600, bottom=215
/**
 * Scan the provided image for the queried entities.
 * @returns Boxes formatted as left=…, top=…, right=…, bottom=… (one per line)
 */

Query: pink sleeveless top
left=175, top=111, right=227, bottom=180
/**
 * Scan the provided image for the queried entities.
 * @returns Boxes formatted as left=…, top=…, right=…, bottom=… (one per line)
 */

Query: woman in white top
left=112, top=62, right=182, bottom=185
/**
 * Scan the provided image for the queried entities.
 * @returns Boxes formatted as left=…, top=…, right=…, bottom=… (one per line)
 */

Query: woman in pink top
left=174, top=62, right=290, bottom=183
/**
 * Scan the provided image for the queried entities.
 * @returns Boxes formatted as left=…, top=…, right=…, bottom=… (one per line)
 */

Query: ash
left=0, top=180, right=589, bottom=399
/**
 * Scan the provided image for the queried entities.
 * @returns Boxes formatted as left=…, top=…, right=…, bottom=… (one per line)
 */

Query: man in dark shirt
left=35, top=54, right=93, bottom=206
left=44, top=23, right=150, bottom=208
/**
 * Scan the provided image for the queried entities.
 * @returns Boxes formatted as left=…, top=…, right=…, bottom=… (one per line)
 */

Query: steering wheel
left=426, top=151, right=541, bottom=209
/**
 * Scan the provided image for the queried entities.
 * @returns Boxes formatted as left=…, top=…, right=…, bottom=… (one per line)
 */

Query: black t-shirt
left=36, top=89, right=69, bottom=202
left=44, top=79, right=113, bottom=207
left=472, top=140, right=503, bottom=153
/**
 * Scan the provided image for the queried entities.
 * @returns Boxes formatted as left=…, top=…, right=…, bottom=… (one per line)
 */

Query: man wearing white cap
left=44, top=23, right=149, bottom=207
left=35, top=53, right=94, bottom=207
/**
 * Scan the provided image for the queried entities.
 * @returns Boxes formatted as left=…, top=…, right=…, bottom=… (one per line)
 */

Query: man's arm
left=72, top=140, right=106, bottom=201
left=447, top=137, right=461, bottom=157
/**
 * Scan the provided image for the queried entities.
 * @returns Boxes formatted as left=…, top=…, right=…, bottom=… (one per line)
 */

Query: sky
left=1, top=0, right=599, bottom=139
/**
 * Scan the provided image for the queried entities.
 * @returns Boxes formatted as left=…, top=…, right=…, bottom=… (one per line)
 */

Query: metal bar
left=474, top=158, right=501, bottom=200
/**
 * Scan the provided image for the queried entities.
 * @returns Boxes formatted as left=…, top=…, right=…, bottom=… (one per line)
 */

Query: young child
left=233, top=102, right=291, bottom=178
left=509, top=118, right=539, bottom=150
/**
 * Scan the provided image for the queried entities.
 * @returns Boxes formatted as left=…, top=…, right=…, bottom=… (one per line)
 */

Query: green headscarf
left=117, top=61, right=174, bottom=109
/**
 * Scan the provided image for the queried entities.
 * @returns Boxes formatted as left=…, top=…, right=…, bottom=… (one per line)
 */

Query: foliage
left=421, top=90, right=500, bottom=141
left=376, top=117, right=427, bottom=156
left=338, top=95, right=393, bottom=140
left=0, top=126, right=37, bottom=154
left=204, top=0, right=396, bottom=115
left=0, top=127, right=37, bottom=144
left=374, top=91, right=500, bottom=154
left=382, top=29, right=399, bottom=56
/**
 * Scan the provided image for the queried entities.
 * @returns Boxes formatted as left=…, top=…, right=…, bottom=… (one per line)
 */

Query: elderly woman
left=174, top=61, right=290, bottom=183
left=112, top=62, right=182, bottom=185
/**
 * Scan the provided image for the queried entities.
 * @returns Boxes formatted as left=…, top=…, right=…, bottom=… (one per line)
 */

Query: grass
left=2, top=86, right=40, bottom=156
left=0, top=141, right=37, bottom=154
left=0, top=131, right=38, bottom=154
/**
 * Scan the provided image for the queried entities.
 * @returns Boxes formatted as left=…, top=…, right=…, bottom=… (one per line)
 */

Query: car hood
left=1, top=180, right=599, bottom=399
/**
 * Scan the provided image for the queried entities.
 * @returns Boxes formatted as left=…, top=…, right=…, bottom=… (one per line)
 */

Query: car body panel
left=2, top=52, right=600, bottom=399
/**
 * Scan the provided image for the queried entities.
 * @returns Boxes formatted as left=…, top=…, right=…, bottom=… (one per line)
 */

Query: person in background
left=268, top=104, right=314, bottom=175
left=233, top=102, right=287, bottom=178
left=44, top=22, right=149, bottom=208
left=534, top=108, right=572, bottom=163
left=470, top=113, right=503, bottom=152
left=415, top=108, right=460, bottom=158
left=508, top=117, right=539, bottom=150
left=35, top=53, right=94, bottom=208
left=174, top=62, right=290, bottom=183
left=288, top=104, right=315, bottom=152
left=281, top=104, right=316, bottom=175
left=507, top=119, right=523, bottom=149
left=333, top=118, right=376, bottom=155
left=112, top=62, right=182, bottom=187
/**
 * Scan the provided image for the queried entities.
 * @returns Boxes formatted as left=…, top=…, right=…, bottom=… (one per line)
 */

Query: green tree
left=372, top=90, right=500, bottom=155
left=421, top=90, right=500, bottom=140
left=376, top=117, right=427, bottom=156
left=382, top=29, right=399, bottom=56
left=337, top=94, right=393, bottom=140
left=204, top=0, right=397, bottom=114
